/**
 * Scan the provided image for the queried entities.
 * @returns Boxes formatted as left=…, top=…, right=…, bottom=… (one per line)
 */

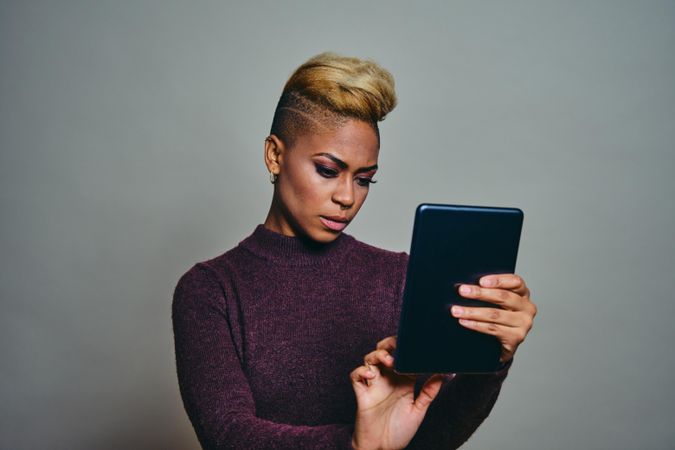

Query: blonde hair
left=270, top=52, right=397, bottom=145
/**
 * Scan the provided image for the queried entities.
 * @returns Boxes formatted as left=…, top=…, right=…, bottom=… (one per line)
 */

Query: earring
left=269, top=171, right=278, bottom=184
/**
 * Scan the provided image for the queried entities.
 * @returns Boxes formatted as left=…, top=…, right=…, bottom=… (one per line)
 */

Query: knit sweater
left=172, top=225, right=510, bottom=449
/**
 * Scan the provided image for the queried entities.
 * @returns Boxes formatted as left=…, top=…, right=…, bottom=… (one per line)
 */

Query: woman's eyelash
left=356, top=177, right=377, bottom=187
left=316, top=163, right=377, bottom=187
left=315, top=164, right=338, bottom=177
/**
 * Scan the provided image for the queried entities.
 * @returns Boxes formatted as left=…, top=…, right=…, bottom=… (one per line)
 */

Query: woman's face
left=264, top=119, right=380, bottom=243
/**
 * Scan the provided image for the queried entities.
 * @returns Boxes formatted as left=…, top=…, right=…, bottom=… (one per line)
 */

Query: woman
left=172, top=52, right=536, bottom=450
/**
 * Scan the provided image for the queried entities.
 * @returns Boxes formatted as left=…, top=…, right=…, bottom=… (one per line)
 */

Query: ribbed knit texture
left=172, top=225, right=510, bottom=449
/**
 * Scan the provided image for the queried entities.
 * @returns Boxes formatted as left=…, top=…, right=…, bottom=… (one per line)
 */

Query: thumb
left=413, top=374, right=444, bottom=413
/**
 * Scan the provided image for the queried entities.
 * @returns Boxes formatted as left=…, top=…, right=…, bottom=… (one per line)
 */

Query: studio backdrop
left=1, top=1, right=674, bottom=449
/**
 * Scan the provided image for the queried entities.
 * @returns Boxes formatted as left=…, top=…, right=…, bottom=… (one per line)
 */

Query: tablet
left=394, top=204, right=524, bottom=374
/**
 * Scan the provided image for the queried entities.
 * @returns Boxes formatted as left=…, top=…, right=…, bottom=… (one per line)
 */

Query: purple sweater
left=172, top=225, right=510, bottom=449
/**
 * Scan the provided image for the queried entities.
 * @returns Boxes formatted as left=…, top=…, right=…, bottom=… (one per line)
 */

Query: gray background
left=1, top=1, right=674, bottom=449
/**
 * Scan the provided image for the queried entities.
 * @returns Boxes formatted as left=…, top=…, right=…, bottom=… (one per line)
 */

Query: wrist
left=351, top=434, right=377, bottom=450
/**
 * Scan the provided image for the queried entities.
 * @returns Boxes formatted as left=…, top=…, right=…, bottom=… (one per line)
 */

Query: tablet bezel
left=393, top=203, right=524, bottom=374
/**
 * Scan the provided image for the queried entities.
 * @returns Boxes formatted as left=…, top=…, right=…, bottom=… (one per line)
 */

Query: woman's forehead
left=291, top=120, right=379, bottom=164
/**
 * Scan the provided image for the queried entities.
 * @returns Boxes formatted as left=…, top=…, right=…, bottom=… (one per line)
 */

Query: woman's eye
left=315, top=164, right=339, bottom=178
left=356, top=177, right=377, bottom=187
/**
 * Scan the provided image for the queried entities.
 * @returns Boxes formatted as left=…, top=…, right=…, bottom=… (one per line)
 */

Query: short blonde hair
left=270, top=52, right=397, bottom=145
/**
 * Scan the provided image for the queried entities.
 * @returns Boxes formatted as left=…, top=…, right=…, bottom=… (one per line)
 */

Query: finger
left=479, top=274, right=529, bottom=296
left=450, top=305, right=527, bottom=328
left=458, top=318, right=527, bottom=344
left=350, top=365, right=377, bottom=388
left=413, top=374, right=444, bottom=413
left=376, top=336, right=397, bottom=352
left=364, top=349, right=395, bottom=368
left=458, top=284, right=524, bottom=310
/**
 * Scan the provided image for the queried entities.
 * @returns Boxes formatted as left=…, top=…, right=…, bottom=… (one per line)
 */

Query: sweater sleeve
left=392, top=253, right=511, bottom=449
left=406, top=363, right=511, bottom=449
left=172, top=264, right=354, bottom=450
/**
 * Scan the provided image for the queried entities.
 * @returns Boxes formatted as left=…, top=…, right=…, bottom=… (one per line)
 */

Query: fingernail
left=451, top=305, right=464, bottom=316
left=459, top=285, right=471, bottom=295
left=386, top=355, right=393, bottom=362
left=482, top=277, right=496, bottom=287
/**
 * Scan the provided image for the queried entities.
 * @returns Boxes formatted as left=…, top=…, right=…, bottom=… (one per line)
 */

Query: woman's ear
left=264, top=134, right=285, bottom=176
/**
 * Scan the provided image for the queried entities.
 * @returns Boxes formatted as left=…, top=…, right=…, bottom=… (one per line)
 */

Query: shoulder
left=172, top=244, right=246, bottom=308
left=172, top=262, right=221, bottom=310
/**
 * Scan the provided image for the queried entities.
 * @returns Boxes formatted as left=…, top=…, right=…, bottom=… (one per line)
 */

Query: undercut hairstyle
left=270, top=52, right=397, bottom=147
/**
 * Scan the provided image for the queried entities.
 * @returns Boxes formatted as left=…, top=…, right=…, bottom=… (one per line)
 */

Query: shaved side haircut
left=270, top=52, right=397, bottom=147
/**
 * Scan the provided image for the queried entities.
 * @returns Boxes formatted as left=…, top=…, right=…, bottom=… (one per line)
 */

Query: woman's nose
left=332, top=176, right=355, bottom=209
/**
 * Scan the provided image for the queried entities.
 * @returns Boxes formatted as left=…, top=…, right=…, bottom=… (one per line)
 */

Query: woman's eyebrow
left=355, top=165, right=378, bottom=174
left=316, top=152, right=378, bottom=173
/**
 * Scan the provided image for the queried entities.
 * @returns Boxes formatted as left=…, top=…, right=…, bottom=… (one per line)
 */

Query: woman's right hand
left=350, top=336, right=445, bottom=450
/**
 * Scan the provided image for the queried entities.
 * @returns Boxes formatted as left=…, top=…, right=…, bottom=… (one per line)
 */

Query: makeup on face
left=312, top=153, right=378, bottom=187
left=313, top=152, right=378, bottom=234
left=319, top=216, right=349, bottom=232
left=264, top=119, right=380, bottom=243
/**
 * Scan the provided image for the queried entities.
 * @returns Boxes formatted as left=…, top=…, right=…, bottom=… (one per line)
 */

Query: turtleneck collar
left=238, top=224, right=355, bottom=267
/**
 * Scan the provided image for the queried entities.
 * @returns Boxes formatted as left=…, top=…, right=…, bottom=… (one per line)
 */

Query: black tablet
left=394, top=204, right=524, bottom=374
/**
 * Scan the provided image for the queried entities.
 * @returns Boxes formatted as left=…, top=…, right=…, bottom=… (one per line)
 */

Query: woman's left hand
left=450, top=274, right=536, bottom=363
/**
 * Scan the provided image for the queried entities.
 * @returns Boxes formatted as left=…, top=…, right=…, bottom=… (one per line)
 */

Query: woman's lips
left=320, top=216, right=349, bottom=232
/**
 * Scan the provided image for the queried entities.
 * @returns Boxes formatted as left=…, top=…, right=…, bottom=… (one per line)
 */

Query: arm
left=172, top=264, right=354, bottom=450
left=405, top=362, right=511, bottom=449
